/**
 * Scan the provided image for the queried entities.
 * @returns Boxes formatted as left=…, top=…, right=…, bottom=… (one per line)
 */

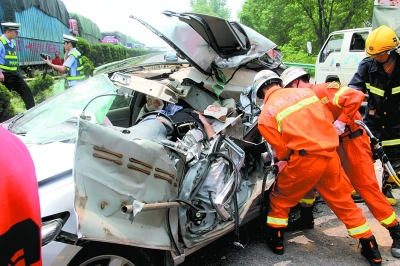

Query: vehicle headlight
left=41, top=218, right=63, bottom=246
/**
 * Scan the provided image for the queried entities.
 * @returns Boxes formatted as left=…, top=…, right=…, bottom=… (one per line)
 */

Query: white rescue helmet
left=280, top=67, right=310, bottom=88
left=253, top=70, right=282, bottom=99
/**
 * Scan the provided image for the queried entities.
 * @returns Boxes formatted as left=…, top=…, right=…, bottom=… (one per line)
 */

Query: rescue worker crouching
left=281, top=66, right=400, bottom=258
left=256, top=70, right=382, bottom=265
left=42, top=34, right=85, bottom=88
left=349, top=25, right=400, bottom=206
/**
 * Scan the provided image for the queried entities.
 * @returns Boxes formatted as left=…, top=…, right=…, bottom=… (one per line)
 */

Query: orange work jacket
left=308, top=82, right=365, bottom=132
left=258, top=86, right=338, bottom=160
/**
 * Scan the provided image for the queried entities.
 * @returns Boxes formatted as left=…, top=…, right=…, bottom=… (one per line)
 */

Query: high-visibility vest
left=0, top=37, right=18, bottom=71
left=67, top=51, right=85, bottom=81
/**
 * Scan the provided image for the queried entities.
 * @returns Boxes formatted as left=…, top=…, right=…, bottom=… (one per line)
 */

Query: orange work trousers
left=267, top=152, right=372, bottom=239
left=337, top=131, right=398, bottom=228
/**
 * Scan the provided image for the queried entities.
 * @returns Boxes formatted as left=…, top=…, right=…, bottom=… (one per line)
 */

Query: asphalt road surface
left=181, top=163, right=400, bottom=266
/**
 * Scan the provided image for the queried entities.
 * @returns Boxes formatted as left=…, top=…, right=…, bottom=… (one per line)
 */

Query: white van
left=314, top=27, right=371, bottom=85
left=315, top=1, right=400, bottom=85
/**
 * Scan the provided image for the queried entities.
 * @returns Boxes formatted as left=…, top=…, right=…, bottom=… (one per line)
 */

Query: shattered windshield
left=8, top=74, right=117, bottom=145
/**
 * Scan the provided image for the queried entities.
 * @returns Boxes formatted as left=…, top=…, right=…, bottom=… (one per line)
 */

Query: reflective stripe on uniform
left=366, top=83, right=384, bottom=97
left=382, top=139, right=400, bottom=146
left=276, top=95, right=320, bottom=132
left=0, top=37, right=18, bottom=71
left=333, top=86, right=350, bottom=108
left=380, top=211, right=397, bottom=226
left=267, top=216, right=288, bottom=226
left=299, top=198, right=315, bottom=205
left=5, top=54, right=17, bottom=60
left=0, top=65, right=17, bottom=71
left=320, top=96, right=329, bottom=104
left=66, top=51, right=85, bottom=81
left=67, top=75, right=85, bottom=81
left=347, top=222, right=370, bottom=237
left=392, top=86, right=400, bottom=95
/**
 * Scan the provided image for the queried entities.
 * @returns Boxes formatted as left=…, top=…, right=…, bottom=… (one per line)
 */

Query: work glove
left=372, top=146, right=385, bottom=159
left=333, top=120, right=346, bottom=135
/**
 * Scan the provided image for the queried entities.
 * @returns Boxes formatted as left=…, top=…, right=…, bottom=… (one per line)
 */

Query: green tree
left=238, top=0, right=373, bottom=52
left=28, top=75, right=54, bottom=96
left=76, top=37, right=91, bottom=57
left=189, top=0, right=231, bottom=19
left=294, top=0, right=373, bottom=48
left=89, top=44, right=104, bottom=67
left=99, top=45, right=112, bottom=64
left=81, top=56, right=95, bottom=77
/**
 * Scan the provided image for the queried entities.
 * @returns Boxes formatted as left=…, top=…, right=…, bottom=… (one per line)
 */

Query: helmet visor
left=366, top=49, right=389, bottom=58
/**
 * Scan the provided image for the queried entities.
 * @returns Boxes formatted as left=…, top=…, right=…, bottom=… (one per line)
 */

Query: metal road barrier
left=283, top=62, right=315, bottom=70
left=93, top=53, right=158, bottom=76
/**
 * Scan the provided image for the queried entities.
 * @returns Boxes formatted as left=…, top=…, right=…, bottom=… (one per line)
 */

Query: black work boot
left=383, top=183, right=397, bottom=206
left=359, top=235, right=382, bottom=265
left=287, top=205, right=314, bottom=232
left=388, top=223, right=400, bottom=258
left=266, top=226, right=284, bottom=255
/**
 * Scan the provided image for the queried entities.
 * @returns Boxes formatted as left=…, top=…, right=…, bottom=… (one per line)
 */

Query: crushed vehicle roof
left=129, top=11, right=282, bottom=75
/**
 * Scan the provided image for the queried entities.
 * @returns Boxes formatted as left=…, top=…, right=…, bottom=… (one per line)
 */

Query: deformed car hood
left=24, top=139, right=75, bottom=183
left=130, top=11, right=282, bottom=75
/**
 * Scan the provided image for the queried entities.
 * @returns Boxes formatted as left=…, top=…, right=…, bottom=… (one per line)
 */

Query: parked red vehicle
left=102, top=36, right=119, bottom=45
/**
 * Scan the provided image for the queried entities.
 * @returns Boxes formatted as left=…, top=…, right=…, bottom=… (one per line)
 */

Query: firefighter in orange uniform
left=280, top=66, right=400, bottom=258
left=255, top=70, right=382, bottom=265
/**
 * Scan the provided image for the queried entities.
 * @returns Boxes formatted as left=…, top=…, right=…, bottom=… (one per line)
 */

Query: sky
left=62, top=0, right=244, bottom=48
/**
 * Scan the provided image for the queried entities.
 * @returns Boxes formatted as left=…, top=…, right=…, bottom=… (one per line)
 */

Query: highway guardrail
left=283, top=62, right=315, bottom=70
left=93, top=53, right=158, bottom=76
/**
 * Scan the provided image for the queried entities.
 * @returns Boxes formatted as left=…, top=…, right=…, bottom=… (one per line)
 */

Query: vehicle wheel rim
left=79, top=255, right=135, bottom=266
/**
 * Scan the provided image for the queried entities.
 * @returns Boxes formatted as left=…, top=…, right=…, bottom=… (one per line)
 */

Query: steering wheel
left=135, top=111, right=175, bottom=137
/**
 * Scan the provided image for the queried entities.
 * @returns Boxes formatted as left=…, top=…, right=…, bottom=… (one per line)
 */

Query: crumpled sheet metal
left=182, top=171, right=275, bottom=249
left=74, top=119, right=178, bottom=249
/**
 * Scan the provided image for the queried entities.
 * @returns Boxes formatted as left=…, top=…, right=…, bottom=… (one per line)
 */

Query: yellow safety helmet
left=365, top=25, right=399, bottom=56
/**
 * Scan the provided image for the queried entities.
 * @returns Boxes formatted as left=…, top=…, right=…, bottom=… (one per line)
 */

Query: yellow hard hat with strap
left=366, top=25, right=399, bottom=56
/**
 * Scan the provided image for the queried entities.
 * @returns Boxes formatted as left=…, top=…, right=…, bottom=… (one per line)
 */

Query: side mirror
left=306, top=41, right=312, bottom=55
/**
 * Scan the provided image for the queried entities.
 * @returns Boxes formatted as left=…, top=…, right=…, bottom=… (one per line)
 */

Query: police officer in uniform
left=0, top=22, right=35, bottom=109
left=43, top=34, right=85, bottom=87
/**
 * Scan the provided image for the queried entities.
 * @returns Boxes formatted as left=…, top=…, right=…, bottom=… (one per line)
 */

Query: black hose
left=260, top=169, right=268, bottom=228
left=209, top=191, right=225, bottom=220
left=260, top=165, right=277, bottom=229
left=189, top=161, right=212, bottom=201
left=208, top=152, right=239, bottom=189
left=212, top=134, right=225, bottom=153
left=233, top=186, right=240, bottom=242
left=207, top=152, right=241, bottom=242
left=172, top=199, right=200, bottom=211
left=82, top=93, right=131, bottom=112
left=166, top=208, right=181, bottom=256
left=225, top=65, right=243, bottom=85
left=189, top=150, right=235, bottom=201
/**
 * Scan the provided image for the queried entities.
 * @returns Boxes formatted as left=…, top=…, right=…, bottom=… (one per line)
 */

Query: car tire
left=67, top=242, right=159, bottom=266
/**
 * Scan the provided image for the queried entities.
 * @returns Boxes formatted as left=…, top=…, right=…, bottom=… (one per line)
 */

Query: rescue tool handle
left=355, top=120, right=400, bottom=187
